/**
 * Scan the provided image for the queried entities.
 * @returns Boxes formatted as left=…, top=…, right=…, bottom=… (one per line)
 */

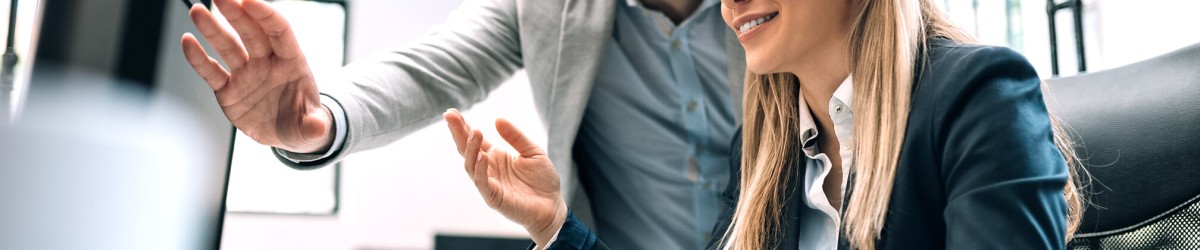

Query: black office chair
left=1045, top=42, right=1200, bottom=249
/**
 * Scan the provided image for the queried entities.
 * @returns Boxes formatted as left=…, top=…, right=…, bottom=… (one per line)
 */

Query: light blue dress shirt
left=792, top=77, right=854, bottom=250
left=296, top=1, right=737, bottom=249
left=571, top=0, right=735, bottom=249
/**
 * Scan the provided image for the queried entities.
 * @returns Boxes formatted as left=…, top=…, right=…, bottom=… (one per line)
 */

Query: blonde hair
left=722, top=0, right=1085, bottom=249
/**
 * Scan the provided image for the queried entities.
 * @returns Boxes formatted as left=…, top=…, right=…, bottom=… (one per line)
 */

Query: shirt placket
left=652, top=12, right=718, bottom=243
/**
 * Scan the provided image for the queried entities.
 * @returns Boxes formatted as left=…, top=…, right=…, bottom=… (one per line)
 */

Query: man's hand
left=443, top=109, right=568, bottom=247
left=180, top=0, right=332, bottom=153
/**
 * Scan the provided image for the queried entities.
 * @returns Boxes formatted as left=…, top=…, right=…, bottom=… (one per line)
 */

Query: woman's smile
left=733, top=12, right=779, bottom=42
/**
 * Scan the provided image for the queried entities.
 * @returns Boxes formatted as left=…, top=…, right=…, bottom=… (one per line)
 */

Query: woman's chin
left=743, top=52, right=787, bottom=74
left=745, top=61, right=782, bottom=75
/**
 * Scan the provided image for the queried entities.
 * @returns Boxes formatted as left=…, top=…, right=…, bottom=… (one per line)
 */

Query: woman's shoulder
left=916, top=38, right=1043, bottom=105
left=924, top=37, right=1029, bottom=63
left=922, top=38, right=1039, bottom=82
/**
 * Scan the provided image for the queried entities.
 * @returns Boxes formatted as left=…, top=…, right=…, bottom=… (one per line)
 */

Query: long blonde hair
left=723, top=0, right=1084, bottom=249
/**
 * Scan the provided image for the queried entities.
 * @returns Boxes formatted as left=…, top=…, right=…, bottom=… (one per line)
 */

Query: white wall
left=220, top=1, right=541, bottom=249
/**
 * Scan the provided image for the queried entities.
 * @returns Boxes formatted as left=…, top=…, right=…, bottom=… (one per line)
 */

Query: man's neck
left=639, top=0, right=702, bottom=24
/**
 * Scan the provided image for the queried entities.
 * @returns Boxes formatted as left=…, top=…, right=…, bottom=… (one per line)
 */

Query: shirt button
left=835, top=105, right=844, bottom=113
left=687, top=100, right=698, bottom=111
left=671, top=40, right=681, bottom=50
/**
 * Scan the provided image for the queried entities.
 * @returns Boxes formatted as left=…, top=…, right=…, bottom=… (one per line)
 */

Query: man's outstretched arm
left=181, top=0, right=524, bottom=169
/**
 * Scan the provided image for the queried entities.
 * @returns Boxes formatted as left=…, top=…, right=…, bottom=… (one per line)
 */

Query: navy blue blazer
left=544, top=39, right=1069, bottom=250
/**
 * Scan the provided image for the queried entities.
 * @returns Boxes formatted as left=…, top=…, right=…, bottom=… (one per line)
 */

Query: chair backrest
left=1045, top=42, right=1200, bottom=249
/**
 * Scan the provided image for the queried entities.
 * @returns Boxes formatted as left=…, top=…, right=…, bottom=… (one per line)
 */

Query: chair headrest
left=1045, top=42, right=1200, bottom=234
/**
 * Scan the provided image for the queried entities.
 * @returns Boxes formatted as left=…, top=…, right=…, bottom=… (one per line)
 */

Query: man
left=180, top=0, right=743, bottom=248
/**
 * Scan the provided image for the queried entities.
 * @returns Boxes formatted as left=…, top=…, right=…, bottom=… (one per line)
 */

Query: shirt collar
left=832, top=76, right=854, bottom=112
left=798, top=76, right=854, bottom=157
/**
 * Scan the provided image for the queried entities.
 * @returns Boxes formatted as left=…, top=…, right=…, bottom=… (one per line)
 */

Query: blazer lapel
left=533, top=0, right=616, bottom=206
left=545, top=0, right=615, bottom=139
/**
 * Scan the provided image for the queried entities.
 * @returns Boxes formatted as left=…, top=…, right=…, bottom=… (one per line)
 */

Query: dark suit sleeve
left=705, top=127, right=743, bottom=250
left=541, top=212, right=609, bottom=250
left=937, top=47, right=1069, bottom=249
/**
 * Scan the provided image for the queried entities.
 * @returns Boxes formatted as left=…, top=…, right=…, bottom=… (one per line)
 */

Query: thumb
left=300, top=106, right=332, bottom=144
left=495, top=118, right=543, bottom=157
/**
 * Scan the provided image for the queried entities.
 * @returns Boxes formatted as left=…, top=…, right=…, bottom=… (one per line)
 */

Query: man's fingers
left=444, top=109, right=470, bottom=154
left=496, top=118, right=544, bottom=157
left=181, top=33, right=231, bottom=91
left=463, top=129, right=484, bottom=177
left=214, top=0, right=272, bottom=59
left=187, top=4, right=248, bottom=69
left=480, top=136, right=493, bottom=152
left=473, top=149, right=495, bottom=202
left=444, top=109, right=495, bottom=153
left=242, top=0, right=303, bottom=60
left=451, top=109, right=494, bottom=151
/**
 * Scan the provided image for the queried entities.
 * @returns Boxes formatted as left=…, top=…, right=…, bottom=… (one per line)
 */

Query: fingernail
left=467, top=132, right=475, bottom=142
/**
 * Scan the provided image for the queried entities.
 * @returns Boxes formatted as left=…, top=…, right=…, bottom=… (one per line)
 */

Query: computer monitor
left=0, top=0, right=232, bottom=249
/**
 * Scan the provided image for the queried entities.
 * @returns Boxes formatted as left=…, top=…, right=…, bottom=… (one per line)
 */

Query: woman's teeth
left=739, top=14, right=775, bottom=33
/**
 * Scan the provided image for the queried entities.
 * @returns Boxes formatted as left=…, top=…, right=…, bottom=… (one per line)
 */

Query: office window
left=938, top=0, right=1026, bottom=48
left=937, top=0, right=1060, bottom=77
left=223, top=0, right=347, bottom=215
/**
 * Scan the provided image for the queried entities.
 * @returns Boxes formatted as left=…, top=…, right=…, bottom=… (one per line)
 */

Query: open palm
left=180, top=0, right=331, bottom=153
left=443, top=109, right=567, bottom=246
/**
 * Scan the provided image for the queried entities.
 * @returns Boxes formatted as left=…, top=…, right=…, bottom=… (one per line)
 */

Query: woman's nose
left=721, top=0, right=749, bottom=9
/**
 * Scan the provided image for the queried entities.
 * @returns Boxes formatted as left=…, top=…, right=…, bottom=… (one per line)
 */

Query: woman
left=442, top=0, right=1083, bottom=248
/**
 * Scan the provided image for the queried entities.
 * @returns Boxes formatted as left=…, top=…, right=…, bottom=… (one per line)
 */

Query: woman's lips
left=737, top=13, right=777, bottom=34
left=736, top=12, right=778, bottom=42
